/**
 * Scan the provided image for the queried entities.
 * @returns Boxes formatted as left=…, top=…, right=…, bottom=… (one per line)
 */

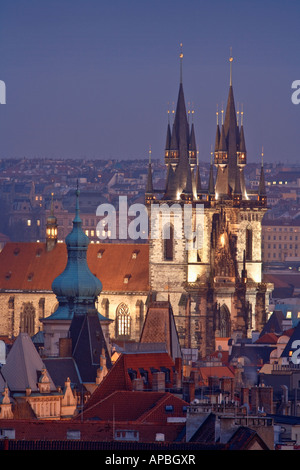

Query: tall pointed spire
left=189, top=121, right=197, bottom=164
left=258, top=147, right=267, bottom=203
left=208, top=149, right=215, bottom=199
left=163, top=164, right=177, bottom=200
left=223, top=53, right=240, bottom=192
left=214, top=105, right=220, bottom=152
left=145, top=146, right=154, bottom=202
left=195, top=152, right=202, bottom=197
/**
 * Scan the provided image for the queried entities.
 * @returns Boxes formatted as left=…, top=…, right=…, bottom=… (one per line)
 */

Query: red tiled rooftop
left=198, top=366, right=235, bottom=386
left=79, top=390, right=188, bottom=423
left=255, top=333, right=279, bottom=344
left=85, top=352, right=176, bottom=410
left=0, top=242, right=149, bottom=292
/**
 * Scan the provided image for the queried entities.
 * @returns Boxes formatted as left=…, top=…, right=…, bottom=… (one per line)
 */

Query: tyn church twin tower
left=145, top=54, right=272, bottom=357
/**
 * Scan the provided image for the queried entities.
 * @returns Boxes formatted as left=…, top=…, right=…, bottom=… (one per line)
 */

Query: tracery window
left=116, top=303, right=131, bottom=337
left=20, top=302, right=36, bottom=336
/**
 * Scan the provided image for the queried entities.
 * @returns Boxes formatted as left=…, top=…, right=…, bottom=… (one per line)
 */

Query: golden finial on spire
left=241, top=103, right=244, bottom=126
left=179, top=42, right=183, bottom=83
left=149, top=144, right=152, bottom=164
left=210, top=144, right=213, bottom=164
left=261, top=146, right=264, bottom=166
left=167, top=101, right=170, bottom=123
left=50, top=192, right=54, bottom=216
left=172, top=101, right=175, bottom=122
left=216, top=104, right=219, bottom=126
left=237, top=102, right=240, bottom=126
left=221, top=102, right=224, bottom=125
left=229, top=47, right=233, bottom=86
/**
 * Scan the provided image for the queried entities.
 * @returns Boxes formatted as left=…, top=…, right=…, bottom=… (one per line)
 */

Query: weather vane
left=229, top=47, right=233, bottom=86
left=180, top=43, right=183, bottom=83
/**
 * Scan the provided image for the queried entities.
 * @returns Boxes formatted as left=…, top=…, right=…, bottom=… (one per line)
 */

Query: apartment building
left=262, top=219, right=300, bottom=262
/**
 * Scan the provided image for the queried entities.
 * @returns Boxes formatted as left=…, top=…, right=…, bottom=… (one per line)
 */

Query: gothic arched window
left=220, top=304, right=231, bottom=337
left=116, top=303, right=131, bottom=338
left=246, top=227, right=253, bottom=261
left=163, top=224, right=174, bottom=261
left=20, top=302, right=36, bottom=336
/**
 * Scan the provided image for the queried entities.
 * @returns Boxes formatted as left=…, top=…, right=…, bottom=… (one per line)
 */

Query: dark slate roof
left=259, top=310, right=285, bottom=337
left=188, top=413, right=216, bottom=443
left=69, top=310, right=112, bottom=383
left=43, top=357, right=82, bottom=389
left=226, top=426, right=269, bottom=450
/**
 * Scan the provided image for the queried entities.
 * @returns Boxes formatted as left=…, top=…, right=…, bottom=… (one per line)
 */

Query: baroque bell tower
left=146, top=50, right=273, bottom=358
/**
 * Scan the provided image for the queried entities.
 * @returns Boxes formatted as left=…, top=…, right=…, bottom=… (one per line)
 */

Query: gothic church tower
left=146, top=51, right=272, bottom=358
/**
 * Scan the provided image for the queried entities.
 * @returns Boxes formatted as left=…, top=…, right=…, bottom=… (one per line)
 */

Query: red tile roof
left=0, top=417, right=186, bottom=443
left=140, top=301, right=181, bottom=359
left=84, top=352, right=176, bottom=409
left=263, top=273, right=300, bottom=289
left=0, top=242, right=149, bottom=292
left=198, top=366, right=235, bottom=386
left=78, top=390, right=188, bottom=423
left=255, top=333, right=279, bottom=344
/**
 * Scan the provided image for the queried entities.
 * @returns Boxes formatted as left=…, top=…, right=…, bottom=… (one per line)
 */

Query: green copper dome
left=51, top=188, right=102, bottom=311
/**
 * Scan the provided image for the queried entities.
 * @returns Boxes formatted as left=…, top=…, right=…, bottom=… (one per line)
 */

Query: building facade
left=145, top=56, right=273, bottom=357
left=262, top=218, right=300, bottom=263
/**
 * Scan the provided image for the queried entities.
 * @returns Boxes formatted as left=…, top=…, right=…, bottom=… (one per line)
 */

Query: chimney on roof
left=182, top=377, right=195, bottom=403
left=59, top=337, right=72, bottom=357
left=174, top=357, right=182, bottom=389
left=152, top=371, right=166, bottom=392
left=132, top=377, right=144, bottom=391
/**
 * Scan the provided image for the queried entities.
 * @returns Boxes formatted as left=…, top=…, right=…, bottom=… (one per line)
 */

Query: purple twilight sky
left=0, top=0, right=300, bottom=165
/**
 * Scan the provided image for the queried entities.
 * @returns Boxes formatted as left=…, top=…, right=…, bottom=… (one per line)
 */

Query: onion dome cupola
left=51, top=187, right=102, bottom=316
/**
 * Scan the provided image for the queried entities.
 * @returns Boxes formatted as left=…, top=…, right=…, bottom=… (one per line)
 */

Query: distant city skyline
left=0, top=0, right=299, bottom=164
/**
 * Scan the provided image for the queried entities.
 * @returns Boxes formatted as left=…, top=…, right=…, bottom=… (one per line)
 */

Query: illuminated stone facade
left=145, top=62, right=273, bottom=357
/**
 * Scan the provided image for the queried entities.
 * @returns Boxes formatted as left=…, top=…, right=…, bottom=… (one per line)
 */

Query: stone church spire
left=215, top=55, right=245, bottom=199
left=160, top=45, right=198, bottom=200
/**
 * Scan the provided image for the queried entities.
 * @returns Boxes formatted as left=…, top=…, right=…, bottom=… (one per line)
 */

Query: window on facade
left=20, top=302, right=36, bottom=336
left=38, top=298, right=45, bottom=318
left=246, top=228, right=253, bottom=261
left=101, top=298, right=110, bottom=318
left=220, top=304, right=231, bottom=337
left=163, top=224, right=174, bottom=261
left=116, top=303, right=131, bottom=337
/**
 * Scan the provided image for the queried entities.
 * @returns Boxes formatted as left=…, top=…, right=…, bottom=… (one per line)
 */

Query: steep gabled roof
left=1, top=333, right=56, bottom=393
left=69, top=310, right=112, bottom=383
left=140, top=301, right=181, bottom=360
